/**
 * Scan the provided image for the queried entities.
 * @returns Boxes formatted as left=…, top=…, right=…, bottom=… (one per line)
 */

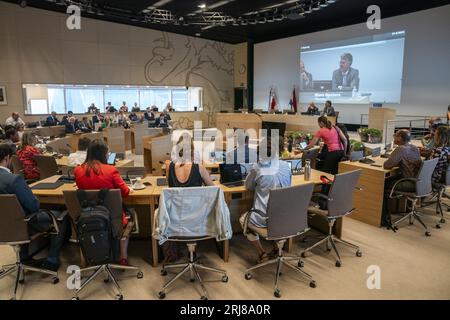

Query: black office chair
left=242, top=184, right=316, bottom=298
left=389, top=158, right=439, bottom=236
left=0, top=195, right=60, bottom=300
left=34, top=155, right=60, bottom=179
left=63, top=190, right=143, bottom=300
left=301, top=170, right=363, bottom=267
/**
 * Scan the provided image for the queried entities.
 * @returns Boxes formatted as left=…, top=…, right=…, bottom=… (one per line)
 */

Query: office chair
left=389, top=158, right=439, bottom=236
left=154, top=187, right=232, bottom=300
left=34, top=155, right=60, bottom=179
left=63, top=190, right=143, bottom=300
left=301, top=170, right=363, bottom=267
left=301, top=148, right=319, bottom=169
left=11, top=155, right=24, bottom=177
left=421, top=165, right=450, bottom=228
left=0, top=195, right=60, bottom=300
left=242, top=184, right=316, bottom=298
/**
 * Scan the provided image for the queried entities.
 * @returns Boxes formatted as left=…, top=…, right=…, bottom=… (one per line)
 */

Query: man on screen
left=300, top=60, right=313, bottom=90
left=332, top=53, right=359, bottom=91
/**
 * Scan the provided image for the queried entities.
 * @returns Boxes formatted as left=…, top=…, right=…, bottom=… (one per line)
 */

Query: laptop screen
left=219, top=164, right=243, bottom=184
left=299, top=142, right=307, bottom=150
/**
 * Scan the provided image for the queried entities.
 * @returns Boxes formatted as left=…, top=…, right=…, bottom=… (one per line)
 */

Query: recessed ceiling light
left=195, top=33, right=201, bottom=36
left=198, top=4, right=206, bottom=9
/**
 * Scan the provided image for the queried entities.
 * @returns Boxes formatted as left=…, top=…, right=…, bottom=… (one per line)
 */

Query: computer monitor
left=313, top=80, right=332, bottom=92
left=261, top=121, right=286, bottom=140
left=219, top=164, right=243, bottom=184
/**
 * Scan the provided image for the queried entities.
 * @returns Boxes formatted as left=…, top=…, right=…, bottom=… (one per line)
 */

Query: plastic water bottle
left=304, top=159, right=311, bottom=181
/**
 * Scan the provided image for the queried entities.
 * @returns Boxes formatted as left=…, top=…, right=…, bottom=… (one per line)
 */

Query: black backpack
left=76, top=189, right=113, bottom=265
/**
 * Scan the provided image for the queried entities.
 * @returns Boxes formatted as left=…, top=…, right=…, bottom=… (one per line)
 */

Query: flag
left=292, top=87, right=297, bottom=112
left=270, top=88, right=277, bottom=110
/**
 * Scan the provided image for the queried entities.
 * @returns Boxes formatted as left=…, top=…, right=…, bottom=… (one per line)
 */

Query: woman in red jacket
left=17, top=131, right=42, bottom=180
left=74, top=139, right=133, bottom=266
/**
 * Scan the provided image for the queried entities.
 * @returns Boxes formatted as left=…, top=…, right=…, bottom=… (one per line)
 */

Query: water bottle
left=304, top=159, right=311, bottom=181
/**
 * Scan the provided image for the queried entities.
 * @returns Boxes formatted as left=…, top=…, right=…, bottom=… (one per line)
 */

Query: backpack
left=76, top=189, right=113, bottom=265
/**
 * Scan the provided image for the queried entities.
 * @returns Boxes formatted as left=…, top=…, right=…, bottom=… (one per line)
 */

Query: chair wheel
left=309, top=281, right=316, bottom=288
left=436, top=224, right=441, bottom=229
left=160, top=269, right=167, bottom=276
left=158, top=291, right=166, bottom=299
left=409, top=221, right=414, bottom=225
left=52, top=277, right=59, bottom=284
left=356, top=250, right=362, bottom=257
left=274, top=289, right=281, bottom=298
left=201, top=296, right=208, bottom=300
left=115, top=294, right=123, bottom=300
left=425, top=231, right=431, bottom=237
left=222, top=275, right=228, bottom=283
left=301, top=252, right=306, bottom=258
left=335, top=261, right=341, bottom=267
left=440, top=218, right=446, bottom=223
left=393, top=226, right=399, bottom=232
left=104, top=278, right=109, bottom=283
left=244, top=273, right=252, bottom=280
left=137, top=271, right=143, bottom=279
left=71, top=297, right=79, bottom=300
left=298, top=261, right=304, bottom=268
left=190, top=278, right=196, bottom=282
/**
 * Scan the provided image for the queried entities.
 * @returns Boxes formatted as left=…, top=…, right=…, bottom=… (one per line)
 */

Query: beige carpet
left=1, top=203, right=449, bottom=300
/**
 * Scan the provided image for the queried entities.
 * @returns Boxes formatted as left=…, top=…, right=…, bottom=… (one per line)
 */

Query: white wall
left=254, top=5, right=450, bottom=124
left=0, top=2, right=234, bottom=123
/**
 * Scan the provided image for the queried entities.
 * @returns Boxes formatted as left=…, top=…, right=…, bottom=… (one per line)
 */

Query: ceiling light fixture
left=198, top=4, right=206, bottom=9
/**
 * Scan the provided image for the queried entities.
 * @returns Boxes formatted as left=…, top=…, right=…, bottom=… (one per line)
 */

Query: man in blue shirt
left=0, top=144, right=69, bottom=271
left=239, top=137, right=292, bottom=263
left=45, top=111, right=60, bottom=127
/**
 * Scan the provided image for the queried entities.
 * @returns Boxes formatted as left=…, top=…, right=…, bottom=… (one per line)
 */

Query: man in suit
left=0, top=144, right=69, bottom=271
left=45, top=111, right=60, bottom=127
left=65, top=117, right=80, bottom=134
left=78, top=116, right=93, bottom=133
left=300, top=60, right=313, bottom=90
left=332, top=53, right=359, bottom=91
left=155, top=113, right=168, bottom=127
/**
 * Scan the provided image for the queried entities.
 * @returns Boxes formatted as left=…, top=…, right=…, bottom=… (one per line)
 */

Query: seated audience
left=305, top=102, right=320, bottom=115
left=45, top=111, right=60, bottom=127
left=144, top=107, right=155, bottom=121
left=87, top=103, right=97, bottom=114
left=3, top=126, right=19, bottom=153
left=60, top=111, right=74, bottom=126
left=68, top=137, right=90, bottom=166
left=128, top=112, right=139, bottom=122
left=427, top=126, right=450, bottom=186
left=155, top=113, right=168, bottom=127
left=131, top=102, right=140, bottom=112
left=163, top=109, right=172, bottom=121
left=17, top=131, right=42, bottom=180
left=5, top=112, right=26, bottom=127
left=382, top=129, right=422, bottom=227
left=162, top=135, right=214, bottom=262
left=74, top=139, right=133, bottom=266
left=164, top=102, right=173, bottom=113
left=0, top=144, right=69, bottom=271
left=322, top=100, right=336, bottom=116
left=92, top=108, right=104, bottom=125
left=106, top=102, right=117, bottom=113
left=119, top=101, right=128, bottom=113
left=239, top=136, right=292, bottom=263
left=65, top=116, right=80, bottom=134
left=78, top=116, right=93, bottom=133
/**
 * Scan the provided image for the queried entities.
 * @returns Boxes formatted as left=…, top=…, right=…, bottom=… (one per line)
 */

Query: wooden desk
left=339, top=157, right=400, bottom=227
left=32, top=169, right=338, bottom=268
left=55, top=156, right=134, bottom=167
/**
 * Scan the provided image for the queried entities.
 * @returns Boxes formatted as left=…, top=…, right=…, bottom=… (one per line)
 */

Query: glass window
left=104, top=89, right=138, bottom=111
left=66, top=88, right=104, bottom=114
left=47, top=87, right=65, bottom=114
left=30, top=99, right=48, bottom=115
left=172, top=90, right=188, bottom=111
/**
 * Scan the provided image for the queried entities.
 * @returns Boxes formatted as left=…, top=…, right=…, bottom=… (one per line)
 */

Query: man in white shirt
left=5, top=112, right=26, bottom=127
left=67, top=137, right=90, bottom=166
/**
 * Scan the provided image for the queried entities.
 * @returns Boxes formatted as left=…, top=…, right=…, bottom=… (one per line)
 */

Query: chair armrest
left=24, top=209, right=60, bottom=234
left=389, top=178, right=418, bottom=199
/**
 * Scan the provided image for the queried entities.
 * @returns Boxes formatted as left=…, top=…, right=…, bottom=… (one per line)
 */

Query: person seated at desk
left=45, top=111, right=60, bottom=127
left=60, top=111, right=73, bottom=126
left=5, top=112, right=26, bottom=128
left=163, top=109, right=172, bottom=121
left=65, top=117, right=80, bottom=134
left=68, top=137, right=90, bottom=166
left=305, top=102, right=320, bottom=115
left=0, top=144, right=70, bottom=271
left=162, top=135, right=214, bottom=262
left=155, top=113, right=169, bottom=127
left=87, top=103, right=97, bottom=114
left=131, top=102, right=140, bottom=112
left=421, top=116, right=443, bottom=151
left=119, top=102, right=128, bottom=113
left=105, top=102, right=117, bottom=113
left=321, top=100, right=336, bottom=117
left=128, top=112, right=140, bottom=122
left=74, top=139, right=134, bottom=266
left=224, top=134, right=252, bottom=164
left=239, top=136, right=292, bottom=264
left=144, top=107, right=155, bottom=121
left=3, top=126, right=19, bottom=154
left=78, top=116, right=93, bottom=133
left=382, top=129, right=422, bottom=228
left=17, top=131, right=42, bottom=180
left=305, top=116, right=347, bottom=174
left=92, top=108, right=104, bottom=125
left=427, top=126, right=450, bottom=186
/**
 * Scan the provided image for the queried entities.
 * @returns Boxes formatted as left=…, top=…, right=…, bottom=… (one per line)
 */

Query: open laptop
left=286, top=159, right=303, bottom=175
left=219, top=164, right=244, bottom=187
left=313, top=80, right=332, bottom=92
left=298, top=141, right=308, bottom=150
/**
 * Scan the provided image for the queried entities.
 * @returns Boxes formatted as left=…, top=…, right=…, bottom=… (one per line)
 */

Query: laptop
left=219, top=164, right=244, bottom=187
left=286, top=159, right=303, bottom=175
left=298, top=141, right=308, bottom=150
left=313, top=80, right=332, bottom=92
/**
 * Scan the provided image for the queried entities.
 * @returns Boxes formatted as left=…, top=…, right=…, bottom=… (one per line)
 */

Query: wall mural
left=144, top=32, right=234, bottom=125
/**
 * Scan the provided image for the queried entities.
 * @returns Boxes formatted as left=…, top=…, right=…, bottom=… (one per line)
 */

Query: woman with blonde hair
left=17, top=131, right=42, bottom=180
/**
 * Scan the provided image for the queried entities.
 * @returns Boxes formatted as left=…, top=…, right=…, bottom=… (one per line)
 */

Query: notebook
left=31, top=181, right=64, bottom=190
